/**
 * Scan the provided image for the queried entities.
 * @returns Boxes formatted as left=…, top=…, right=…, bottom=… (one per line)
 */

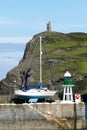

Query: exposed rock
left=0, top=31, right=87, bottom=100
left=0, top=31, right=70, bottom=95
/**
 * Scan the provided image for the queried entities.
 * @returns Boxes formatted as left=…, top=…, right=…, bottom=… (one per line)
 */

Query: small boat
left=14, top=37, right=57, bottom=103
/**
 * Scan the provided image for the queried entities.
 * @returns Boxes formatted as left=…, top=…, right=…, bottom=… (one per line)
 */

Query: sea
left=0, top=43, right=25, bottom=80
left=84, top=105, right=87, bottom=130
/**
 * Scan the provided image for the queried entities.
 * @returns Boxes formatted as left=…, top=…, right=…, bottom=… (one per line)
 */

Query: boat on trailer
left=14, top=37, right=57, bottom=103
left=15, top=85, right=57, bottom=103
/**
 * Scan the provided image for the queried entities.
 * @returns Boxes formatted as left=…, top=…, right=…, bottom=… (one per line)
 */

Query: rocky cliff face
left=0, top=34, right=39, bottom=94
left=0, top=31, right=66, bottom=94
left=1, top=31, right=87, bottom=98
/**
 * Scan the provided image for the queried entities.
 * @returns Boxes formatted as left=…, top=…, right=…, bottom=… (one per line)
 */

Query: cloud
left=54, top=23, right=87, bottom=33
left=0, top=36, right=31, bottom=44
left=0, top=18, right=17, bottom=25
left=60, top=23, right=87, bottom=29
left=66, top=24, right=87, bottom=28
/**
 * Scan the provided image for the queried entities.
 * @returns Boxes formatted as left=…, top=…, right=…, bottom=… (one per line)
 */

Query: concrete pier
left=31, top=102, right=86, bottom=129
left=0, top=102, right=86, bottom=130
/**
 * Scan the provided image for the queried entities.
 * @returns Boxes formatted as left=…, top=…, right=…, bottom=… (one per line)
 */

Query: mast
left=40, top=36, right=42, bottom=88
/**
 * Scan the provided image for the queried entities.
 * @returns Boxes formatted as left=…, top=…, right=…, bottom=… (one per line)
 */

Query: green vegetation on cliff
left=1, top=31, right=87, bottom=95
left=33, top=32, right=87, bottom=94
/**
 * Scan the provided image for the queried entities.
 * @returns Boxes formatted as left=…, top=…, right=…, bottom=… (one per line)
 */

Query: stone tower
left=47, top=22, right=51, bottom=32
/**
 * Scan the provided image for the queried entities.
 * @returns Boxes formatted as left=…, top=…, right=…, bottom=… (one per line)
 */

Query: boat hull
left=15, top=89, right=57, bottom=99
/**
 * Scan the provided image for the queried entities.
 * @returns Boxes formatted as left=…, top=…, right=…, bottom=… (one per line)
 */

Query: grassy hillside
left=1, top=31, right=87, bottom=96
left=33, top=32, right=87, bottom=94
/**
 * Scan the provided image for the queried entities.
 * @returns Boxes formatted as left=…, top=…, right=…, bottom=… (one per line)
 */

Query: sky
left=0, top=0, right=87, bottom=80
left=0, top=0, right=87, bottom=43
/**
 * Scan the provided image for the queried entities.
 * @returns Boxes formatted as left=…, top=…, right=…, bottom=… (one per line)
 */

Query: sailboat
left=14, top=36, right=57, bottom=103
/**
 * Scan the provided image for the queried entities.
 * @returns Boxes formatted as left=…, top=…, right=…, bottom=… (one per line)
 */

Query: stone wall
left=31, top=102, right=86, bottom=129
left=0, top=103, right=59, bottom=130
left=32, top=102, right=85, bottom=118
left=0, top=102, right=86, bottom=130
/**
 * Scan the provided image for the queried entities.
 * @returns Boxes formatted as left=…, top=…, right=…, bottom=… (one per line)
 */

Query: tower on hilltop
left=47, top=22, right=51, bottom=32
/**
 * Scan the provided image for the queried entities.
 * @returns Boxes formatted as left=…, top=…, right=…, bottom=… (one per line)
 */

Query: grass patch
left=76, top=60, right=87, bottom=73
left=29, top=32, right=87, bottom=94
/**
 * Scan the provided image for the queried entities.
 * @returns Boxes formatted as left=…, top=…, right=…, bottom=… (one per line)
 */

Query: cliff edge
left=0, top=31, right=87, bottom=102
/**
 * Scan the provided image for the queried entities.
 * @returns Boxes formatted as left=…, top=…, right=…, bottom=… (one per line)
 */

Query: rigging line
left=42, top=42, right=55, bottom=81
left=20, top=38, right=40, bottom=88
left=28, top=38, right=40, bottom=68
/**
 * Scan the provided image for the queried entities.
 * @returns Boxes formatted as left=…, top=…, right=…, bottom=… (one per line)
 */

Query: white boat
left=14, top=37, right=57, bottom=102
left=15, top=88, right=57, bottom=99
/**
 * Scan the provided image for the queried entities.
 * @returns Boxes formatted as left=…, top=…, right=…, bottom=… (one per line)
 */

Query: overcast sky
left=0, top=0, right=87, bottom=43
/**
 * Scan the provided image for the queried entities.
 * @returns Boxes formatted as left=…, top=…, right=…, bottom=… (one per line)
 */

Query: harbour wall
left=31, top=102, right=86, bottom=129
left=0, top=102, right=86, bottom=130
